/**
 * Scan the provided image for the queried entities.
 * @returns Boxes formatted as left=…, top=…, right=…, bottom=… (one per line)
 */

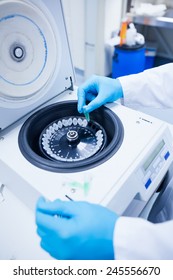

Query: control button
left=153, top=157, right=161, bottom=169
left=151, top=173, right=156, bottom=181
left=145, top=178, right=152, bottom=189
left=143, top=171, right=152, bottom=183
left=164, top=151, right=170, bottom=160
left=143, top=173, right=151, bottom=185
left=155, top=167, right=160, bottom=173
left=161, top=148, right=168, bottom=158
left=159, top=161, right=164, bottom=169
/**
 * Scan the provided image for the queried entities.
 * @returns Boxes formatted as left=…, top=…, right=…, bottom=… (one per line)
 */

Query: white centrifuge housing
left=0, top=0, right=173, bottom=259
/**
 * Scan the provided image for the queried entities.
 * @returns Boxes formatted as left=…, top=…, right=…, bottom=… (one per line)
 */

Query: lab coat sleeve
left=118, top=63, right=173, bottom=109
left=113, top=217, right=173, bottom=259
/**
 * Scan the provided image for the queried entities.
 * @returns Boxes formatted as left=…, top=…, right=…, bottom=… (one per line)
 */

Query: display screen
left=143, top=140, right=165, bottom=172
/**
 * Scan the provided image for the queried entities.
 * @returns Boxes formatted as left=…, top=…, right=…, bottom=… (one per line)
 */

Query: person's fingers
left=36, top=197, right=61, bottom=215
left=36, top=211, right=74, bottom=236
left=37, top=228, right=47, bottom=238
left=40, top=240, right=61, bottom=259
left=77, top=87, right=86, bottom=113
left=83, top=95, right=106, bottom=113
left=77, top=76, right=98, bottom=113
left=40, top=240, right=52, bottom=255
left=36, top=211, right=59, bottom=232
left=36, top=198, right=80, bottom=217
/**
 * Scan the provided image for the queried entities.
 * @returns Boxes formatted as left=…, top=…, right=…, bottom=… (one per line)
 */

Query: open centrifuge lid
left=0, top=0, right=74, bottom=131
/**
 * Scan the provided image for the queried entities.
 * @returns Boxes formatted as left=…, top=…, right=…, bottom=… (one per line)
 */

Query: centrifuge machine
left=0, top=0, right=173, bottom=259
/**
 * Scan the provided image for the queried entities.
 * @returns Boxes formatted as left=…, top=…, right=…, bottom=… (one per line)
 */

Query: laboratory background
left=0, top=0, right=173, bottom=260
left=63, top=0, right=173, bottom=122
left=63, top=0, right=173, bottom=79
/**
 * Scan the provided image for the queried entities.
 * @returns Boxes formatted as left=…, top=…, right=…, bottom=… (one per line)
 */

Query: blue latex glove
left=78, top=75, right=123, bottom=114
left=36, top=197, right=119, bottom=260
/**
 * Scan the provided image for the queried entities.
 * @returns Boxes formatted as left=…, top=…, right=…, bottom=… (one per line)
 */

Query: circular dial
left=40, top=116, right=107, bottom=162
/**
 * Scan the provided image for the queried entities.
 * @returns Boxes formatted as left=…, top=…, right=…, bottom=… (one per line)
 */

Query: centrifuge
left=0, top=0, right=173, bottom=259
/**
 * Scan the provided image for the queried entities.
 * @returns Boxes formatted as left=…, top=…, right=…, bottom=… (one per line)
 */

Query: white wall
left=62, top=0, right=85, bottom=71
left=104, top=0, right=123, bottom=41
left=62, top=0, right=124, bottom=77
left=104, top=0, right=124, bottom=76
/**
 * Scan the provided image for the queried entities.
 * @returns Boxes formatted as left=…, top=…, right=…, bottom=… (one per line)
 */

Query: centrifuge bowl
left=18, top=100, right=124, bottom=172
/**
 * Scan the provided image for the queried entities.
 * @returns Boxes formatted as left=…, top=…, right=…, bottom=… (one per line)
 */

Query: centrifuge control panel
left=139, top=139, right=171, bottom=189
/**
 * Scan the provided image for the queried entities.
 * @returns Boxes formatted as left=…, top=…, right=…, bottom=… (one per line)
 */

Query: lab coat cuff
left=113, top=216, right=155, bottom=259
left=118, top=75, right=140, bottom=106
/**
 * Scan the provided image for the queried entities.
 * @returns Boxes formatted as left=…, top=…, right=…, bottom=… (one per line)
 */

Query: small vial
left=84, top=112, right=90, bottom=122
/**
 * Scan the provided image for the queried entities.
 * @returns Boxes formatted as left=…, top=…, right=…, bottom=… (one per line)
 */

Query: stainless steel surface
left=133, top=8, right=173, bottom=29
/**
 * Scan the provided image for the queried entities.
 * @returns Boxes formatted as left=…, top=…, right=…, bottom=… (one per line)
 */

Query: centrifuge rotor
left=39, top=116, right=107, bottom=162
left=18, top=100, right=124, bottom=173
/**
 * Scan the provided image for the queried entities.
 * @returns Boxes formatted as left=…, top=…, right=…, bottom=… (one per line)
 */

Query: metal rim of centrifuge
left=18, top=100, right=124, bottom=173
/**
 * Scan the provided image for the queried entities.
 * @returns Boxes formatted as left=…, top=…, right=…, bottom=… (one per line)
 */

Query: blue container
left=145, top=56, right=155, bottom=69
left=112, top=44, right=146, bottom=78
left=145, top=46, right=156, bottom=69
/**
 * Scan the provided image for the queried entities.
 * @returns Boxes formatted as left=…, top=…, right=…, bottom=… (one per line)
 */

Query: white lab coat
left=113, top=63, right=173, bottom=259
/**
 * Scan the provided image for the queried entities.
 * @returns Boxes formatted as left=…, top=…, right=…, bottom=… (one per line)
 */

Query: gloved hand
left=36, top=197, right=119, bottom=260
left=77, top=75, right=123, bottom=114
